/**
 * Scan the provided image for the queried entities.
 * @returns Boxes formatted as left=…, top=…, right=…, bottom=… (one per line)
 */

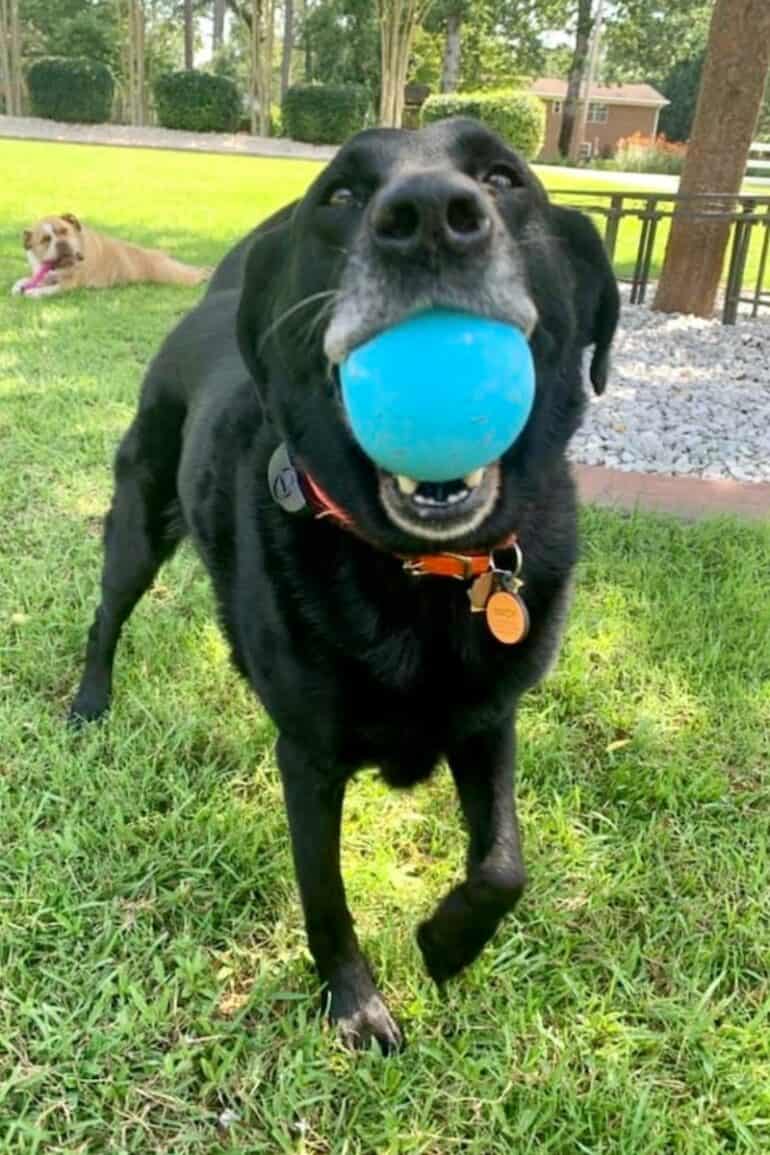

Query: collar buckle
left=447, top=553, right=484, bottom=581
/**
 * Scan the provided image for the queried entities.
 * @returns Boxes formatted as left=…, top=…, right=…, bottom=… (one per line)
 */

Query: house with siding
left=528, top=79, right=670, bottom=161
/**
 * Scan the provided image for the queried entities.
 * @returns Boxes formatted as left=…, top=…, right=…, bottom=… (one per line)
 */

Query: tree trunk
left=302, top=0, right=311, bottom=81
left=440, top=9, right=461, bottom=94
left=558, top=0, right=593, bottom=159
left=260, top=0, right=275, bottom=134
left=654, top=0, right=770, bottom=317
left=9, top=0, right=21, bottom=113
left=250, top=0, right=273, bottom=136
left=0, top=0, right=14, bottom=116
left=184, top=0, right=194, bottom=69
left=123, top=0, right=145, bottom=125
left=280, top=0, right=294, bottom=98
left=0, top=0, right=22, bottom=115
left=135, top=0, right=145, bottom=125
left=249, top=0, right=274, bottom=135
left=571, top=0, right=604, bottom=163
left=250, top=0, right=258, bottom=133
left=121, top=0, right=129, bottom=123
left=379, top=0, right=432, bottom=128
left=213, top=0, right=226, bottom=50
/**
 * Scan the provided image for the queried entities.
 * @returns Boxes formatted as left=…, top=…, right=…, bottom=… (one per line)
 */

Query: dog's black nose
left=370, top=172, right=491, bottom=259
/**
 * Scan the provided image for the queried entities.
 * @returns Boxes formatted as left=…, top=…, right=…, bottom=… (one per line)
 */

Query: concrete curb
left=0, top=114, right=335, bottom=163
left=575, top=464, right=769, bottom=521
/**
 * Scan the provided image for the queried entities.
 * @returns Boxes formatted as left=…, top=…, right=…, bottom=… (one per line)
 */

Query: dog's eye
left=327, top=186, right=356, bottom=208
left=483, top=167, right=519, bottom=194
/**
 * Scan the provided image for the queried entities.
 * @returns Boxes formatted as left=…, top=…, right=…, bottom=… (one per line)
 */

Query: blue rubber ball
left=340, top=309, right=535, bottom=483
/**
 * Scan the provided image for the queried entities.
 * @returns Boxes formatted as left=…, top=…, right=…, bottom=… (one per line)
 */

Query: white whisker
left=259, top=290, right=340, bottom=352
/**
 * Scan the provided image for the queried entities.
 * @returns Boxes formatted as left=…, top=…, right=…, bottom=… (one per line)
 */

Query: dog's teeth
left=396, top=475, right=418, bottom=495
left=464, top=469, right=485, bottom=489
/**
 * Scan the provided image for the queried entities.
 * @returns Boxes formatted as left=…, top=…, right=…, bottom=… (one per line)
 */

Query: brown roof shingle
left=529, top=78, right=669, bottom=107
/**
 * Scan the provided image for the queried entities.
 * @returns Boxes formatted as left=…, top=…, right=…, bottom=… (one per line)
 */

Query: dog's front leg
left=417, top=718, right=526, bottom=984
left=277, top=734, right=403, bottom=1053
left=17, top=282, right=62, bottom=298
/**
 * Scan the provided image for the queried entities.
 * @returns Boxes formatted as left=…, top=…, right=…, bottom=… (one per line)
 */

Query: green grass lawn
left=2, top=139, right=770, bottom=1154
left=1, top=136, right=767, bottom=293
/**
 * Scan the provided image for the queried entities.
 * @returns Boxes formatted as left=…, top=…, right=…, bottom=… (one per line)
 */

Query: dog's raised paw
left=416, top=915, right=485, bottom=986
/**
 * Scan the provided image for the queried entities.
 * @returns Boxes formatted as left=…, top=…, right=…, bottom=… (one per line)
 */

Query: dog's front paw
left=326, top=963, right=403, bottom=1054
left=417, top=915, right=478, bottom=986
left=11, top=278, right=26, bottom=296
left=417, top=886, right=495, bottom=986
left=68, top=687, right=111, bottom=728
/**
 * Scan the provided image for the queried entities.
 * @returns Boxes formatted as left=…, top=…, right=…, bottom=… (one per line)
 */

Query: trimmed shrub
left=153, top=71, right=240, bottom=133
left=611, top=133, right=687, bottom=175
left=282, top=84, right=370, bottom=145
left=27, top=57, right=114, bottom=124
left=421, top=90, right=545, bottom=159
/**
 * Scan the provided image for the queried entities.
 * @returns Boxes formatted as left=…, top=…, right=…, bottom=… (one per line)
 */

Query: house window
left=579, top=141, right=593, bottom=159
left=552, top=100, right=562, bottom=115
left=587, top=102, right=608, bottom=123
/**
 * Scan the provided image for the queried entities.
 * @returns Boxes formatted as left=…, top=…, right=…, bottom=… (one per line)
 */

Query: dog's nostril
left=446, top=195, right=488, bottom=238
left=375, top=200, right=420, bottom=243
left=372, top=180, right=490, bottom=256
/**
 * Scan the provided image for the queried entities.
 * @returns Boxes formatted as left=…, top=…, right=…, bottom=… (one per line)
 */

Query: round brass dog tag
left=485, top=590, right=529, bottom=645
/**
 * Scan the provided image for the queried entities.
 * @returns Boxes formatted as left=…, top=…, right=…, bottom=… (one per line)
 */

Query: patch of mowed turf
left=2, top=140, right=770, bottom=1154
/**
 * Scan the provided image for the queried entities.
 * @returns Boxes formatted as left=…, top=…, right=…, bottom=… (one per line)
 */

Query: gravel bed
left=570, top=296, right=770, bottom=482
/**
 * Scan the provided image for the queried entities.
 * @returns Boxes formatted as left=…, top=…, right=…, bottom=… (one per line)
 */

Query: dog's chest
left=334, top=628, right=519, bottom=782
left=340, top=583, right=527, bottom=709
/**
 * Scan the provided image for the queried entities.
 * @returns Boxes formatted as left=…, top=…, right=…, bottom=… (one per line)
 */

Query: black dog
left=70, top=118, right=619, bottom=1053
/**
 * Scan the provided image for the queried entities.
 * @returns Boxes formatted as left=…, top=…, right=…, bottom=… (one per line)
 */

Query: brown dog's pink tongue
left=21, top=260, right=55, bottom=294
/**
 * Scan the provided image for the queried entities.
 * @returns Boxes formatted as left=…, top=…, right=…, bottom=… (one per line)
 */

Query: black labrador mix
left=70, top=118, right=619, bottom=1053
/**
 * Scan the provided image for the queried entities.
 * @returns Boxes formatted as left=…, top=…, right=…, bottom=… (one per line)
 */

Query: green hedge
left=421, top=90, right=546, bottom=160
left=153, top=71, right=240, bottom=133
left=282, top=84, right=370, bottom=145
left=26, top=57, right=114, bottom=124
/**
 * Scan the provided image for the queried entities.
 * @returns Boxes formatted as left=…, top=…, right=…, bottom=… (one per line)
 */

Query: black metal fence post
left=604, top=193, right=623, bottom=262
left=552, top=188, right=770, bottom=326
left=751, top=204, right=770, bottom=318
left=723, top=200, right=755, bottom=325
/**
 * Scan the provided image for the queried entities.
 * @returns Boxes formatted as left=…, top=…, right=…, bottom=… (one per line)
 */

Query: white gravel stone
left=569, top=295, right=770, bottom=482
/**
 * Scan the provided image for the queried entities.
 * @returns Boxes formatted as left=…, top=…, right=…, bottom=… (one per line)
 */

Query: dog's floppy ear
left=22, top=229, right=33, bottom=249
left=549, top=204, right=620, bottom=395
left=61, top=212, right=82, bottom=231
left=236, top=201, right=297, bottom=389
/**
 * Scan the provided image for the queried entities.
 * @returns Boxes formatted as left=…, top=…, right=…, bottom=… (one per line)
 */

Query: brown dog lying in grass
left=12, top=213, right=210, bottom=297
